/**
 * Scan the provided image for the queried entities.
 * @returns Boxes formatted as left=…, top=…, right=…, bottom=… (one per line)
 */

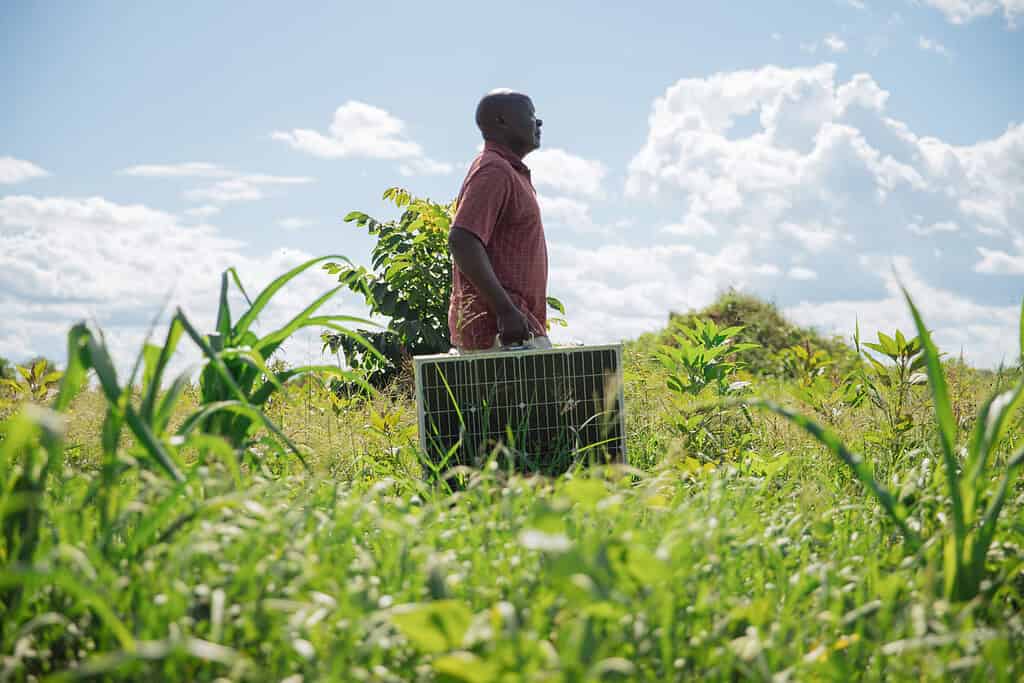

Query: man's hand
left=497, top=305, right=531, bottom=346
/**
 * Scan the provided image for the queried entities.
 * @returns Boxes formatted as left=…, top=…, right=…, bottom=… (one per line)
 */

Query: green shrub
left=324, top=187, right=567, bottom=390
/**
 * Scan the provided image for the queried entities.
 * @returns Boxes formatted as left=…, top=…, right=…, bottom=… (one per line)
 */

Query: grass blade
left=747, top=398, right=921, bottom=548
left=901, top=286, right=965, bottom=543
left=254, top=285, right=344, bottom=357
left=177, top=309, right=310, bottom=470
left=233, top=255, right=347, bottom=338
left=141, top=316, right=185, bottom=423
left=53, top=324, right=93, bottom=413
left=216, top=270, right=232, bottom=338
left=0, top=566, right=134, bottom=650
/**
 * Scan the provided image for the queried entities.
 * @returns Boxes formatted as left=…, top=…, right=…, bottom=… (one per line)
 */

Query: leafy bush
left=0, top=358, right=63, bottom=407
left=324, top=187, right=567, bottom=389
left=657, top=317, right=759, bottom=461
left=323, top=188, right=456, bottom=388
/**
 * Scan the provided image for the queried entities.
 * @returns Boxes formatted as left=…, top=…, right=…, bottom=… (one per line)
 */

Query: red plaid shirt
left=448, top=141, right=548, bottom=350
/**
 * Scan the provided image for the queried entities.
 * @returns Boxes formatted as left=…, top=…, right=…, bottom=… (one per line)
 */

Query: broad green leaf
left=563, top=478, right=608, bottom=511
left=389, top=600, right=473, bottom=654
left=547, top=296, right=567, bottom=315
left=877, top=332, right=899, bottom=358
left=432, top=651, right=496, bottom=683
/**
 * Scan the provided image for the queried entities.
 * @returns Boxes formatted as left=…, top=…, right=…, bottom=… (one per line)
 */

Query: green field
left=2, top=270, right=1023, bottom=682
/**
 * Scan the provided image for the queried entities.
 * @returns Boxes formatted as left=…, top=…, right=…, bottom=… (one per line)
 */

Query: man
left=447, top=89, right=550, bottom=352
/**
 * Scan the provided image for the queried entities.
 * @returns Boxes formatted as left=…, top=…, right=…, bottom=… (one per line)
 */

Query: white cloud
left=273, top=101, right=423, bottom=159
left=279, top=217, right=315, bottom=231
left=621, top=63, right=1022, bottom=366
left=528, top=148, right=608, bottom=198
left=184, top=205, right=221, bottom=218
left=824, top=34, right=849, bottom=52
left=801, top=34, right=848, bottom=54
left=538, top=194, right=607, bottom=235
left=918, top=36, right=954, bottom=59
left=0, top=195, right=367, bottom=372
left=398, top=157, right=455, bottom=176
left=182, top=174, right=313, bottom=203
left=787, top=266, right=818, bottom=280
left=922, top=0, right=1024, bottom=27
left=119, top=161, right=315, bottom=204
left=274, top=100, right=454, bottom=177
left=908, top=219, right=959, bottom=236
left=546, top=240, right=782, bottom=346
left=780, top=221, right=850, bottom=252
left=119, top=162, right=232, bottom=178
left=786, top=257, right=1020, bottom=367
left=0, top=156, right=49, bottom=184
left=846, top=0, right=867, bottom=9
left=975, top=235, right=1024, bottom=274
left=662, top=215, right=718, bottom=238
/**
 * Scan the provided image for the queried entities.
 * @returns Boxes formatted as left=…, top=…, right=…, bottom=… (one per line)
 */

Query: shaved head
left=474, top=89, right=542, bottom=157
left=475, top=89, right=530, bottom=131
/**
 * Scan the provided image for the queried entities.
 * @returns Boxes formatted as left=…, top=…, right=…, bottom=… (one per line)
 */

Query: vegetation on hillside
left=636, top=289, right=858, bottom=378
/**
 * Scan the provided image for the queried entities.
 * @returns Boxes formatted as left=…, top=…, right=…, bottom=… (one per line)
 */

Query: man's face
left=507, top=97, right=542, bottom=154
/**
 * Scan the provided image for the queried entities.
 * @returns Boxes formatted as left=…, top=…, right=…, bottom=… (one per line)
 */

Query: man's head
left=475, top=89, right=542, bottom=157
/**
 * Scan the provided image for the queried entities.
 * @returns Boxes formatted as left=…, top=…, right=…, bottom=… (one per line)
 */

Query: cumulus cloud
left=785, top=257, right=1020, bottom=367
left=975, top=235, right=1024, bottom=274
left=538, top=194, right=606, bottom=235
left=547, top=240, right=781, bottom=345
left=273, top=100, right=452, bottom=176
left=0, top=195, right=367, bottom=372
left=614, top=63, right=1022, bottom=365
left=0, top=156, right=49, bottom=184
left=528, top=148, right=608, bottom=198
left=922, top=0, right=1024, bottom=27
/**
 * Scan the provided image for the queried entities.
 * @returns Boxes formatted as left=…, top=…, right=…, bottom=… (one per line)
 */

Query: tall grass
left=1, top=275, right=1023, bottom=680
left=746, top=290, right=1024, bottom=601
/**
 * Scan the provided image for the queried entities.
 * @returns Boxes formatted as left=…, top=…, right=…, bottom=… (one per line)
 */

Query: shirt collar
left=483, top=140, right=530, bottom=174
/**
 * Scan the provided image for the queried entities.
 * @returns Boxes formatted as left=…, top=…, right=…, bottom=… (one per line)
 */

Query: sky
left=2, top=0, right=1022, bottom=374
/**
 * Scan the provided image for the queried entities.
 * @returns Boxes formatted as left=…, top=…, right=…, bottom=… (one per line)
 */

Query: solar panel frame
left=413, top=344, right=627, bottom=470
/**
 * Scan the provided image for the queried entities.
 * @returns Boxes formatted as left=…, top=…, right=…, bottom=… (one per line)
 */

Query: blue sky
left=2, top=0, right=1022, bottom=371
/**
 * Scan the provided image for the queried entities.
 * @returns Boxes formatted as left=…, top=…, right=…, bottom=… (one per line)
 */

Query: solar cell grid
left=414, top=345, right=626, bottom=473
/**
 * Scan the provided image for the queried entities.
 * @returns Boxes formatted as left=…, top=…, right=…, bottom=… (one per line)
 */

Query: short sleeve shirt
left=448, top=141, right=548, bottom=350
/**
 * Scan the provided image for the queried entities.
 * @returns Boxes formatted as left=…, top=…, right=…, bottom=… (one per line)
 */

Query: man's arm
left=449, top=226, right=530, bottom=345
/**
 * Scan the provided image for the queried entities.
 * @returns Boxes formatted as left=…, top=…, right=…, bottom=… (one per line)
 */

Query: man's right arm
left=449, top=227, right=530, bottom=344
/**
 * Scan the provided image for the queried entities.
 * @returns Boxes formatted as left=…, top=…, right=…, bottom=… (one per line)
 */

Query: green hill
left=631, top=289, right=857, bottom=376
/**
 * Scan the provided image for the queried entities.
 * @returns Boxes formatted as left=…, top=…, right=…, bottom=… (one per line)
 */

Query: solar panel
left=413, top=344, right=626, bottom=473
